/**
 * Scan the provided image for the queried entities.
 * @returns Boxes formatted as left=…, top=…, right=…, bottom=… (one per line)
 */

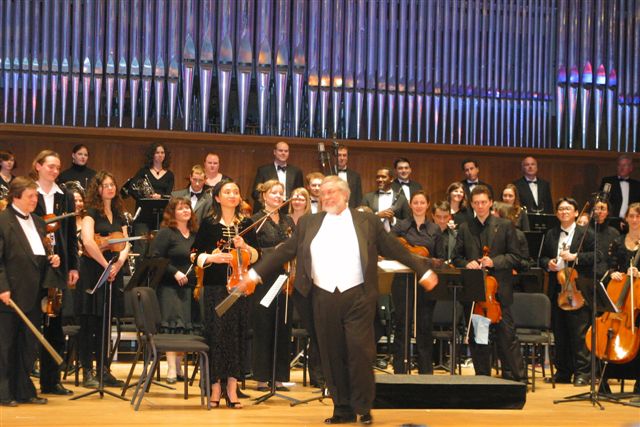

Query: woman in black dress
left=192, top=180, right=258, bottom=408
left=251, top=179, right=294, bottom=391
left=150, top=197, right=198, bottom=384
left=58, top=144, right=97, bottom=191
left=591, top=200, right=621, bottom=279
left=77, top=171, right=130, bottom=388
left=500, top=183, right=530, bottom=231
left=390, top=191, right=442, bottom=374
left=0, top=150, right=16, bottom=196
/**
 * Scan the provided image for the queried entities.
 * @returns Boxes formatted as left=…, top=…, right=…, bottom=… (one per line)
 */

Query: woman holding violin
left=76, top=171, right=130, bottom=389
left=250, top=180, right=294, bottom=391
left=149, top=197, right=198, bottom=384
left=539, top=197, right=597, bottom=386
left=390, top=191, right=442, bottom=374
left=31, top=150, right=79, bottom=396
left=191, top=180, right=258, bottom=408
left=596, top=202, right=640, bottom=395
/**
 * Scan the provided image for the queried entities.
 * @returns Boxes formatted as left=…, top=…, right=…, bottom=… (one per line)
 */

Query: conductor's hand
left=48, top=254, right=60, bottom=268
left=234, top=276, right=259, bottom=296
left=0, top=291, right=10, bottom=306
left=419, top=272, right=438, bottom=291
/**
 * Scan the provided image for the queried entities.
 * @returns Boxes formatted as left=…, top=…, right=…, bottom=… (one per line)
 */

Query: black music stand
left=425, top=268, right=485, bottom=375
left=71, top=257, right=127, bottom=401
left=136, top=198, right=169, bottom=231
left=527, top=213, right=559, bottom=232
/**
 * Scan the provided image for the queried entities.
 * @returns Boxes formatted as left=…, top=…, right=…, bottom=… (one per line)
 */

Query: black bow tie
left=277, top=165, right=287, bottom=172
left=467, top=181, right=478, bottom=185
left=10, top=206, right=29, bottom=220
left=399, top=181, right=410, bottom=186
left=560, top=229, right=569, bottom=235
left=618, top=177, right=629, bottom=182
left=379, top=190, right=392, bottom=195
left=526, top=179, right=537, bottom=184
left=338, top=168, right=347, bottom=172
left=191, top=191, right=203, bottom=199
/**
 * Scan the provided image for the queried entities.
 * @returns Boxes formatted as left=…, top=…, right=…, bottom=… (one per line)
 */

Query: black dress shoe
left=0, top=399, right=18, bottom=407
left=256, top=386, right=270, bottom=392
left=359, top=413, right=373, bottom=424
left=544, top=374, right=572, bottom=384
left=17, top=396, right=48, bottom=404
left=573, top=376, right=590, bottom=387
left=275, top=385, right=290, bottom=392
left=41, top=384, right=73, bottom=395
left=324, top=415, right=357, bottom=424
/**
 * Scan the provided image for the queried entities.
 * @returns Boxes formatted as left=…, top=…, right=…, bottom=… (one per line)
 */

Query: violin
left=556, top=243, right=586, bottom=311
left=225, top=223, right=252, bottom=293
left=43, top=211, right=80, bottom=233
left=473, top=246, right=502, bottom=324
left=41, top=236, right=63, bottom=318
left=397, top=236, right=430, bottom=258
left=93, top=231, right=146, bottom=253
left=585, top=241, right=640, bottom=364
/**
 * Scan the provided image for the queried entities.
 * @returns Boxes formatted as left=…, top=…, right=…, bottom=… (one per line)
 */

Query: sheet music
left=377, top=259, right=412, bottom=273
left=260, top=274, right=288, bottom=308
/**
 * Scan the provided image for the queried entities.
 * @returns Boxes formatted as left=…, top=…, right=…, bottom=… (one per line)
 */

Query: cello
left=585, top=241, right=640, bottom=364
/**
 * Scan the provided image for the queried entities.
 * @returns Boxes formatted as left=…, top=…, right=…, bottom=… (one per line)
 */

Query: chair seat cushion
left=153, top=338, right=209, bottom=353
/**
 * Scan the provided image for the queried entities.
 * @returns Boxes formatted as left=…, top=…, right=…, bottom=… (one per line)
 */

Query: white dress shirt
left=619, top=178, right=630, bottom=218
left=556, top=223, right=576, bottom=270
left=527, top=178, right=539, bottom=205
left=12, top=204, right=47, bottom=256
left=275, top=162, right=287, bottom=196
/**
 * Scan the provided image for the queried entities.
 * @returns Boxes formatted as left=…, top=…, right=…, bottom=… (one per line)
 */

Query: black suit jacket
left=171, top=188, right=213, bottom=225
left=251, top=163, right=304, bottom=211
left=513, top=176, right=554, bottom=214
left=461, top=179, right=494, bottom=201
left=452, top=216, right=522, bottom=306
left=252, top=209, right=433, bottom=299
left=339, top=169, right=363, bottom=208
left=362, top=189, right=411, bottom=221
left=0, top=210, right=48, bottom=313
left=35, top=188, right=79, bottom=277
left=391, top=179, right=423, bottom=201
left=599, top=176, right=640, bottom=218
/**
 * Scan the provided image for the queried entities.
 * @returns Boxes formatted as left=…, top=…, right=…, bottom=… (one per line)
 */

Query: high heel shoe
left=224, top=388, right=242, bottom=409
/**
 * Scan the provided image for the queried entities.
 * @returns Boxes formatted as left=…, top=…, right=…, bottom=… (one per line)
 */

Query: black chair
left=432, top=301, right=464, bottom=374
left=130, top=287, right=211, bottom=411
left=62, top=325, right=81, bottom=386
left=512, top=292, right=555, bottom=392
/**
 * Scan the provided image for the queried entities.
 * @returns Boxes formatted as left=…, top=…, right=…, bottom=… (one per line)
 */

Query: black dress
left=58, top=164, right=97, bottom=190
left=150, top=227, right=195, bottom=334
left=250, top=212, right=294, bottom=383
left=191, top=217, right=257, bottom=381
left=390, top=218, right=442, bottom=374
left=0, top=174, right=14, bottom=195
left=132, top=167, right=175, bottom=198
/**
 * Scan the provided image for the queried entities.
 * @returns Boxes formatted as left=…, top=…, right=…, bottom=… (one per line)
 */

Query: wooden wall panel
left=1, top=125, right=638, bottom=213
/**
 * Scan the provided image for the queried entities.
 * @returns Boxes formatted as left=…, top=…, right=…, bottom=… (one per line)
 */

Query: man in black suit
left=33, top=151, right=79, bottom=395
left=460, top=159, right=493, bottom=200
left=251, top=141, right=304, bottom=211
left=539, top=198, right=597, bottom=386
left=513, top=156, right=554, bottom=214
left=337, top=145, right=362, bottom=208
left=362, top=167, right=410, bottom=231
left=237, top=176, right=438, bottom=425
left=0, top=177, right=60, bottom=407
left=171, top=165, right=213, bottom=225
left=599, top=154, right=640, bottom=219
left=306, top=171, right=325, bottom=214
left=453, top=185, right=525, bottom=381
left=391, top=157, right=423, bottom=202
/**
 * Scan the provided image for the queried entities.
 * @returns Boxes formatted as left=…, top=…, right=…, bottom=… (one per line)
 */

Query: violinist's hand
left=480, top=256, right=494, bottom=269
left=0, top=291, right=10, bottom=306
left=559, top=250, right=576, bottom=262
left=235, top=276, right=259, bottom=296
left=68, top=270, right=79, bottom=289
left=174, top=271, right=188, bottom=286
left=548, top=259, right=561, bottom=272
left=610, top=271, right=624, bottom=281
left=466, top=260, right=481, bottom=270
left=377, top=209, right=395, bottom=220
left=208, top=251, right=233, bottom=264
left=232, top=235, right=247, bottom=250
left=419, top=271, right=438, bottom=291
left=108, top=259, right=124, bottom=282
left=48, top=254, right=61, bottom=268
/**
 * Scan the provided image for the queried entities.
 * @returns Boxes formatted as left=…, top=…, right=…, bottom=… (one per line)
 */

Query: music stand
left=425, top=268, right=485, bottom=375
left=136, top=198, right=169, bottom=231
left=527, top=213, right=559, bottom=232
left=71, top=257, right=127, bottom=401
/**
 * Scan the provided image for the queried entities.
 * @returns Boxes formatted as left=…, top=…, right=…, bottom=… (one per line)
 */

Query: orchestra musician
left=236, top=176, right=438, bottom=425
left=31, top=150, right=79, bottom=396
left=191, top=180, right=258, bottom=408
left=336, top=145, right=363, bottom=208
left=433, top=201, right=457, bottom=262
left=171, top=165, right=213, bottom=225
left=149, top=197, right=198, bottom=384
left=0, top=177, right=60, bottom=407
left=500, top=183, right=530, bottom=231
left=460, top=159, right=494, bottom=201
left=0, top=150, right=16, bottom=195
left=306, top=172, right=324, bottom=214
left=513, top=156, right=554, bottom=214
left=391, top=158, right=423, bottom=202
left=203, top=152, right=231, bottom=190
left=76, top=171, right=130, bottom=388
left=599, top=155, right=640, bottom=220
left=250, top=180, right=294, bottom=392
left=447, top=182, right=473, bottom=226
left=539, top=198, right=597, bottom=386
left=362, top=167, right=411, bottom=232
left=57, top=144, right=97, bottom=191
left=390, top=191, right=442, bottom=375
left=452, top=185, right=526, bottom=382
left=251, top=141, right=304, bottom=212
left=590, top=200, right=621, bottom=279
left=288, top=187, right=311, bottom=226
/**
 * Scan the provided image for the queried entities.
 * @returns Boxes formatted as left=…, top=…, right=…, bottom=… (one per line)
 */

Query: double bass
left=585, top=241, right=640, bottom=364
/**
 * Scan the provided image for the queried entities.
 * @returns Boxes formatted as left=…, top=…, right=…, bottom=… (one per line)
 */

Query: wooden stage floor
left=0, top=363, right=637, bottom=427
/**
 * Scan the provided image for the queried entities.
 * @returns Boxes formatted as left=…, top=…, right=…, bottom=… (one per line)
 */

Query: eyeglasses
left=557, top=207, right=574, bottom=212
left=101, top=183, right=116, bottom=189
